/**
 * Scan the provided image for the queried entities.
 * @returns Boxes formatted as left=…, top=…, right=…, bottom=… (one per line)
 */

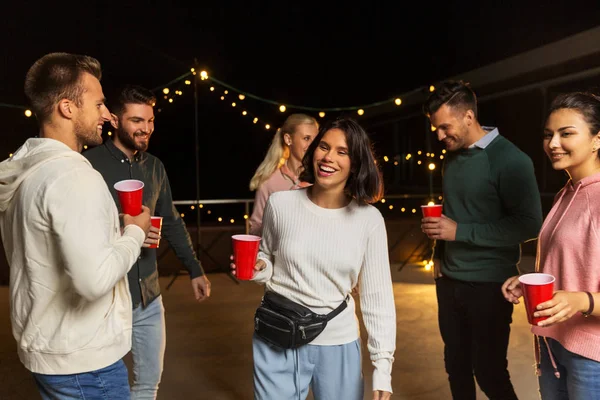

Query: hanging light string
left=2, top=66, right=436, bottom=119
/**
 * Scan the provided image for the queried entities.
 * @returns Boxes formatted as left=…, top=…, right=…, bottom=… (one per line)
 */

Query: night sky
left=2, top=1, right=599, bottom=207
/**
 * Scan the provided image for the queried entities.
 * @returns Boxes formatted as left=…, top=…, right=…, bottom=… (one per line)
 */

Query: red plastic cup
left=232, top=234, right=261, bottom=280
left=518, top=273, right=555, bottom=325
left=421, top=204, right=443, bottom=217
left=149, top=217, right=163, bottom=249
left=114, top=179, right=144, bottom=216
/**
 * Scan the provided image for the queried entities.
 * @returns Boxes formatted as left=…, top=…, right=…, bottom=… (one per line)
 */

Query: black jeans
left=436, top=275, right=518, bottom=400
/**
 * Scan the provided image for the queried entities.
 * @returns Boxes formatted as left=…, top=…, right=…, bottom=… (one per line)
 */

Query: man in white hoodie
left=0, top=52, right=151, bottom=399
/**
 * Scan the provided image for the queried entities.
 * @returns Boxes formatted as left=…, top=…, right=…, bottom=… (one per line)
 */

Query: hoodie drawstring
left=535, top=335, right=561, bottom=378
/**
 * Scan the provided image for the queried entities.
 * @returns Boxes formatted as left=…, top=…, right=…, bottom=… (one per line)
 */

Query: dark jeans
left=436, top=275, right=518, bottom=400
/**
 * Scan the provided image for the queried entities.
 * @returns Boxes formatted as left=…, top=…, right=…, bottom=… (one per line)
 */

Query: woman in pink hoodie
left=502, top=92, right=600, bottom=399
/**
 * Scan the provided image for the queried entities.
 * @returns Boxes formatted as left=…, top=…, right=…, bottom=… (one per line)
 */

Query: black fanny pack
left=254, top=291, right=348, bottom=349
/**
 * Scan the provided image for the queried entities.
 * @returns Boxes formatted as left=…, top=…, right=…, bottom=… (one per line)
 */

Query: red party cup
left=232, top=234, right=261, bottom=280
left=114, top=179, right=144, bottom=216
left=518, top=273, right=555, bottom=325
left=149, top=217, right=163, bottom=249
left=421, top=204, right=443, bottom=217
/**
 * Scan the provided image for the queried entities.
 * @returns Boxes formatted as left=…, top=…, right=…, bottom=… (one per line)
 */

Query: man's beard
left=117, top=129, right=149, bottom=152
left=74, top=117, right=102, bottom=148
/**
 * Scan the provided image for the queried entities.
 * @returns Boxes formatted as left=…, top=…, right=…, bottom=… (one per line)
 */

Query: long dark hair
left=299, top=117, right=383, bottom=204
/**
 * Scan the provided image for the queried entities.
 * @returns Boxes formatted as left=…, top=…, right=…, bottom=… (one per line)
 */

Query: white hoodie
left=0, top=137, right=145, bottom=374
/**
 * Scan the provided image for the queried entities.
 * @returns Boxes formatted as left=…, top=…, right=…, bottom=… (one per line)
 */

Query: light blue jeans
left=539, top=337, right=600, bottom=400
left=253, top=335, right=364, bottom=400
left=33, top=359, right=130, bottom=400
left=131, top=295, right=166, bottom=400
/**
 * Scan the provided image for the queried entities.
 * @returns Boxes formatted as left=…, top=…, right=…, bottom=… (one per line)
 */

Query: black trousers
left=436, top=275, right=518, bottom=400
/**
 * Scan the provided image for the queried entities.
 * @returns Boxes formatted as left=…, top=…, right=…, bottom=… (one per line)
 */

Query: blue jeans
left=131, top=295, right=166, bottom=400
left=253, top=335, right=364, bottom=400
left=32, top=359, right=130, bottom=400
left=539, top=337, right=600, bottom=400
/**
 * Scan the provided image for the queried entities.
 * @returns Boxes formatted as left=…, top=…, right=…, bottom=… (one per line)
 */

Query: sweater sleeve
left=47, top=167, right=145, bottom=302
left=253, top=198, right=276, bottom=283
left=455, top=152, right=543, bottom=247
left=358, top=214, right=396, bottom=393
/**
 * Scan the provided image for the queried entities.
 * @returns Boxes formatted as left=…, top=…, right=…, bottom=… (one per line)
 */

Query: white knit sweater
left=253, top=188, right=396, bottom=393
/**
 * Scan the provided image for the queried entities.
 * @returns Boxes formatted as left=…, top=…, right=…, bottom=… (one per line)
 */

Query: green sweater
left=440, top=134, right=543, bottom=282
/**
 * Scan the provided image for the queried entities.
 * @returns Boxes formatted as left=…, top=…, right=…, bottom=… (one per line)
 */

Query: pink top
left=531, top=172, right=600, bottom=362
left=248, top=164, right=309, bottom=236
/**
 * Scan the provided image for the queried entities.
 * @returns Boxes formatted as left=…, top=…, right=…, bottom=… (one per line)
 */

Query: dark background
left=2, top=1, right=600, bottom=207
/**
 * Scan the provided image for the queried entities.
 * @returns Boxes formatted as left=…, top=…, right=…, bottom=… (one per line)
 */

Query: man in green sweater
left=421, top=80, right=543, bottom=400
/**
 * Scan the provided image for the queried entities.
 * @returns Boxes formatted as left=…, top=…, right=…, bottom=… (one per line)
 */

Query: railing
left=173, top=193, right=447, bottom=234
left=168, top=192, right=557, bottom=285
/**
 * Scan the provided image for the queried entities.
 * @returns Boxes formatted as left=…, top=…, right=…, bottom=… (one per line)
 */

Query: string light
left=175, top=197, right=436, bottom=224
left=3, top=67, right=447, bottom=130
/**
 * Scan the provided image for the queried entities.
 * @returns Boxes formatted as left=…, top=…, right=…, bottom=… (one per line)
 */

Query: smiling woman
left=235, top=117, right=396, bottom=400
left=502, top=91, right=600, bottom=399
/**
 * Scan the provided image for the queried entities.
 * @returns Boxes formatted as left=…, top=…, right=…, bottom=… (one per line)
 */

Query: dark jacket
left=84, top=139, right=203, bottom=308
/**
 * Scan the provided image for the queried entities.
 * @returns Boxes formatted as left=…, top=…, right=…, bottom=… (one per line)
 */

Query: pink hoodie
left=532, top=172, right=600, bottom=367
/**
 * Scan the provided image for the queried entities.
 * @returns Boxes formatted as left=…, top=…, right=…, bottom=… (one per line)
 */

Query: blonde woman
left=249, top=113, right=318, bottom=235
